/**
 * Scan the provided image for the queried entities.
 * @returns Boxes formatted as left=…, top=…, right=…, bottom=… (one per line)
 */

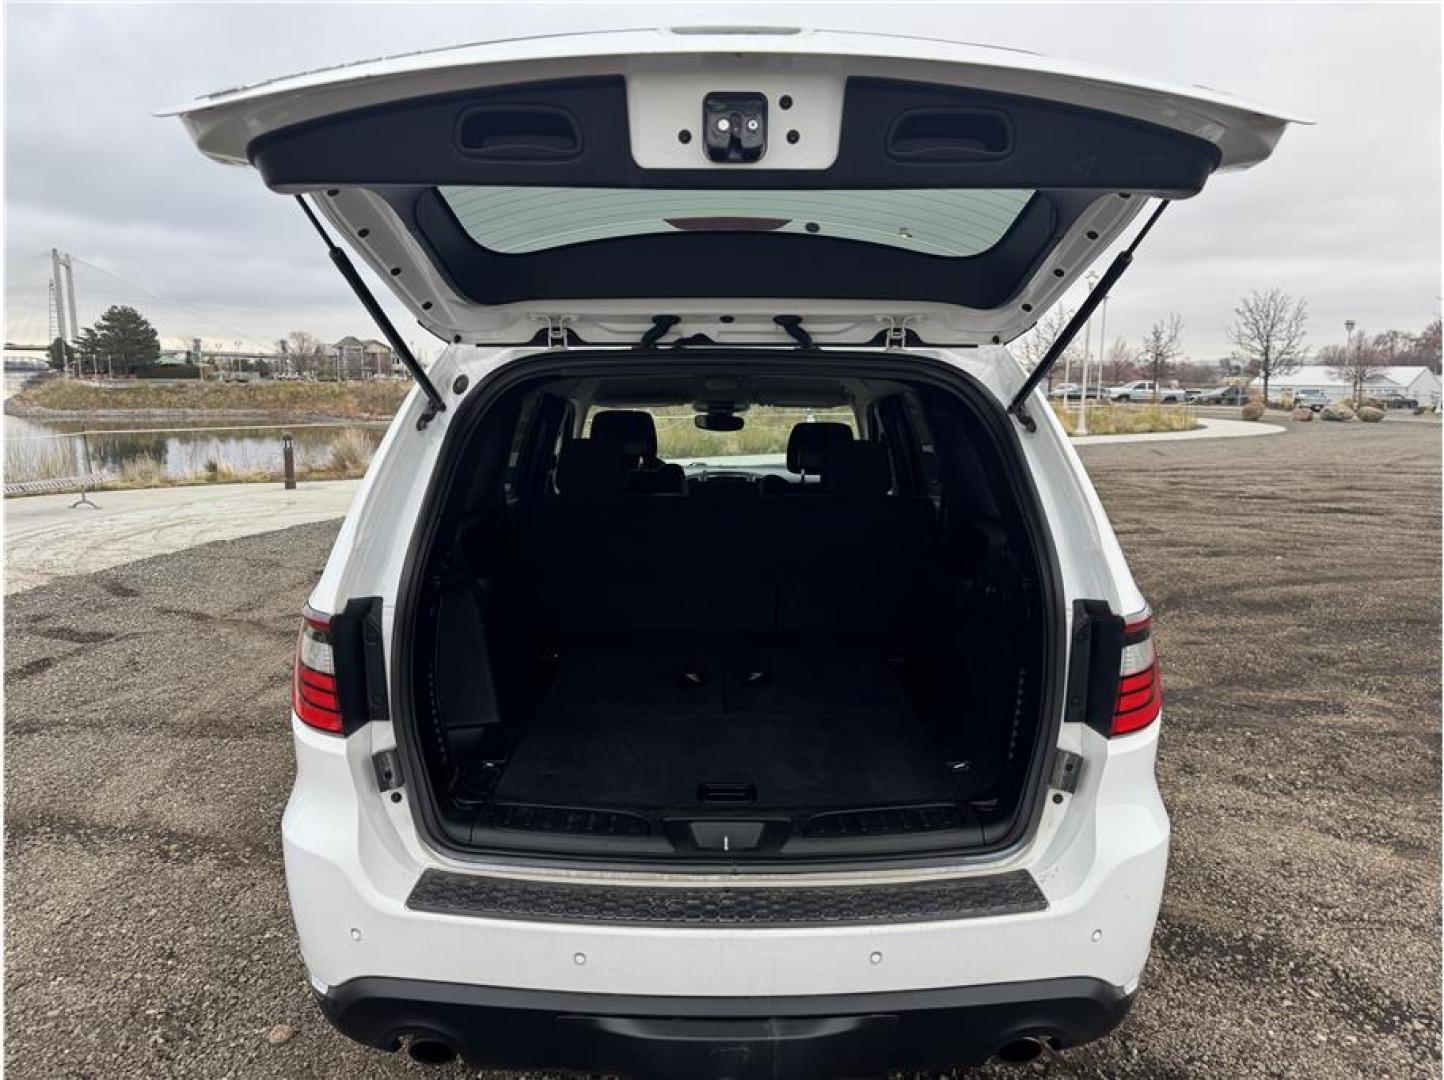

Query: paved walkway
left=3, top=479, right=360, bottom=594
left=1071, top=415, right=1285, bottom=446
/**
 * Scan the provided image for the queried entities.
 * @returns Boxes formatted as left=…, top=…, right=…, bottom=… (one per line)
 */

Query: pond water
left=3, top=375, right=386, bottom=482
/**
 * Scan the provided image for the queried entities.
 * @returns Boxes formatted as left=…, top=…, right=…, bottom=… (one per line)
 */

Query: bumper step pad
left=406, top=868, right=1046, bottom=927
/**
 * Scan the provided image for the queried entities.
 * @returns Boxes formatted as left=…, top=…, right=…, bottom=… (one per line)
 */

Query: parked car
left=170, top=29, right=1294, bottom=1077
left=1291, top=388, right=1329, bottom=412
left=1106, top=380, right=1187, bottom=403
left=1196, top=385, right=1251, bottom=405
left=1048, top=382, right=1105, bottom=400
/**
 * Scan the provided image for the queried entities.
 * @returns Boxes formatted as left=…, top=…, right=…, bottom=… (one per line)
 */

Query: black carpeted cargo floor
left=491, top=639, right=958, bottom=812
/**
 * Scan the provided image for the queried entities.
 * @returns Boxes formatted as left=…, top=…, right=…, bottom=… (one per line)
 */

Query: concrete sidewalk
left=3, top=479, right=360, bottom=594
left=1071, top=415, right=1285, bottom=445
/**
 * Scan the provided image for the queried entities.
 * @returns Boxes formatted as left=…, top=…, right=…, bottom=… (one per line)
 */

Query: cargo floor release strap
left=295, top=194, right=448, bottom=426
left=1008, top=199, right=1170, bottom=432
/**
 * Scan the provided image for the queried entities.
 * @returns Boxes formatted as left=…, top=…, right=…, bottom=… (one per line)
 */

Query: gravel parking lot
left=5, top=417, right=1440, bottom=1078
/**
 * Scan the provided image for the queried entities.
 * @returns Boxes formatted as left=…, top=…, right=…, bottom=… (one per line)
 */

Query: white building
left=1253, top=365, right=1440, bottom=407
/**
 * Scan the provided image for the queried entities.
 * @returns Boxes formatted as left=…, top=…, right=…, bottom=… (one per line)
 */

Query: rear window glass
left=439, top=186, right=1034, bottom=257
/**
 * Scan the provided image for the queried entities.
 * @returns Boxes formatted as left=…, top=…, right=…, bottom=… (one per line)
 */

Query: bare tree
left=1226, top=288, right=1309, bottom=402
left=1139, top=313, right=1184, bottom=401
left=1014, top=305, right=1084, bottom=390
left=1102, top=337, right=1139, bottom=383
left=286, top=331, right=327, bottom=376
left=1415, top=318, right=1441, bottom=373
left=1324, top=331, right=1383, bottom=406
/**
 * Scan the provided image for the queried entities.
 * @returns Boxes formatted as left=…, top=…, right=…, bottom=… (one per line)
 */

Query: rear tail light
left=293, top=607, right=343, bottom=733
left=1112, top=610, right=1161, bottom=736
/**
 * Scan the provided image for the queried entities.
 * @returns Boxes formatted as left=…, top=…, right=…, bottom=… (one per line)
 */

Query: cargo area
left=399, top=355, right=1058, bottom=866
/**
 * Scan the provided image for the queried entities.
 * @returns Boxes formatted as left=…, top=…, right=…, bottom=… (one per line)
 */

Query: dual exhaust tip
left=405, top=1037, right=457, bottom=1066
left=997, top=1035, right=1051, bottom=1064
left=402, top=1032, right=1052, bottom=1070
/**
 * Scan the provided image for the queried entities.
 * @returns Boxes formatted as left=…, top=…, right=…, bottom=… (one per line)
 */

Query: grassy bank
left=1051, top=402, right=1199, bottom=436
left=15, top=378, right=411, bottom=419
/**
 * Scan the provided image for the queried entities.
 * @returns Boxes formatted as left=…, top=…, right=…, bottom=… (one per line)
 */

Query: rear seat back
left=776, top=441, right=934, bottom=633
left=588, top=409, right=686, bottom=495
left=518, top=436, right=936, bottom=639
left=515, top=496, right=772, bottom=633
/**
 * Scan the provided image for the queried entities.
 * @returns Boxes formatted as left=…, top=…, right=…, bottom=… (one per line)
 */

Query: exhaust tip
left=996, top=1036, right=1047, bottom=1064
left=406, top=1038, right=457, bottom=1066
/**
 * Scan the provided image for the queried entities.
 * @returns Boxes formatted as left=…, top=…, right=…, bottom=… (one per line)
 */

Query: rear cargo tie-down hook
left=294, top=194, right=448, bottom=428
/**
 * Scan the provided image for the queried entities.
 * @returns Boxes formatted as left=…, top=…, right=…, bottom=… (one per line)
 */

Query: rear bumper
left=317, top=975, right=1134, bottom=1077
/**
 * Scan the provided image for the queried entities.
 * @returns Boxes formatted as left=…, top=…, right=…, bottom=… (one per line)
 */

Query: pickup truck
left=1106, top=380, right=1187, bottom=403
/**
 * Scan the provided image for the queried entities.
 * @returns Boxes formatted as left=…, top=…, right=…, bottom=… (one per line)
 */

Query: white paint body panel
left=288, top=344, right=1162, bottom=1000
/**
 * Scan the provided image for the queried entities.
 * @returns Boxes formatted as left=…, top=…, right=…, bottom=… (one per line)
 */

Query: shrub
left=117, top=455, right=168, bottom=487
left=1292, top=407, right=1313, bottom=422
left=1320, top=403, right=1354, bottom=422
left=327, top=427, right=379, bottom=473
left=1357, top=406, right=1385, bottom=423
left=1240, top=401, right=1265, bottom=421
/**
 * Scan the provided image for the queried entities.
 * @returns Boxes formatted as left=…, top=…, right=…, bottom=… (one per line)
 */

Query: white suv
left=171, top=29, right=1293, bottom=1076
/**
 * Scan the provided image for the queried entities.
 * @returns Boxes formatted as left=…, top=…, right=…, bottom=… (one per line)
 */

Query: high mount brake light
left=293, top=607, right=343, bottom=734
left=1112, top=610, right=1160, bottom=736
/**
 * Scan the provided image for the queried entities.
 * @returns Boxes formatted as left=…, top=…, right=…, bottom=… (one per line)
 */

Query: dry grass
left=1051, top=402, right=1199, bottom=436
left=20, top=378, right=411, bottom=419
left=326, top=427, right=379, bottom=473
left=4, top=439, right=81, bottom=484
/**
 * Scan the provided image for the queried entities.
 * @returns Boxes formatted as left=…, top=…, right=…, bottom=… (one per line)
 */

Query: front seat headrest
left=555, top=439, right=628, bottom=494
left=590, top=410, right=659, bottom=465
left=785, top=422, right=853, bottom=475
left=822, top=441, right=892, bottom=495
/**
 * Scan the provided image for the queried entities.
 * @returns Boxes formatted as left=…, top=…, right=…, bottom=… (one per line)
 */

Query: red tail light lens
left=1111, top=610, right=1161, bottom=736
left=293, top=608, right=343, bottom=733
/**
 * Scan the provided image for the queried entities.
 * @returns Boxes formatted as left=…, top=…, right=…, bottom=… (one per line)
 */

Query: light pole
left=1096, top=287, right=1110, bottom=403
left=1077, top=272, right=1100, bottom=435
left=1344, top=320, right=1356, bottom=405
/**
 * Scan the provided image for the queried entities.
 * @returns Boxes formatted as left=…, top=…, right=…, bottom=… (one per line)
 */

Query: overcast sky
left=4, top=2, right=1440, bottom=362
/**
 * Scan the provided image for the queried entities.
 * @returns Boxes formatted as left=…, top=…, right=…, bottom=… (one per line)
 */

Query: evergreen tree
left=46, top=336, right=74, bottom=371
left=89, top=305, right=161, bottom=368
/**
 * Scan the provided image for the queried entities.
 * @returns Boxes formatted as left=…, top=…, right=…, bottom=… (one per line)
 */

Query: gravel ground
left=5, top=417, right=1440, bottom=1078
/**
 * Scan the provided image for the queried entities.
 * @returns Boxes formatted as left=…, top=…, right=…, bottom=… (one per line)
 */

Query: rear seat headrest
left=822, top=441, right=892, bottom=495
left=785, top=422, right=853, bottom=475
left=556, top=439, right=628, bottom=495
left=590, top=410, right=658, bottom=464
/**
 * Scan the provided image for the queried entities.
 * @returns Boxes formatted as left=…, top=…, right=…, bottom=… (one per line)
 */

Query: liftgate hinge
left=883, top=319, right=908, bottom=350
left=545, top=317, right=569, bottom=350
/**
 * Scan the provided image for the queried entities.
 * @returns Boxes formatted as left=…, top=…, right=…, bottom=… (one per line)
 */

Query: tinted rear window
left=439, top=186, right=1034, bottom=257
